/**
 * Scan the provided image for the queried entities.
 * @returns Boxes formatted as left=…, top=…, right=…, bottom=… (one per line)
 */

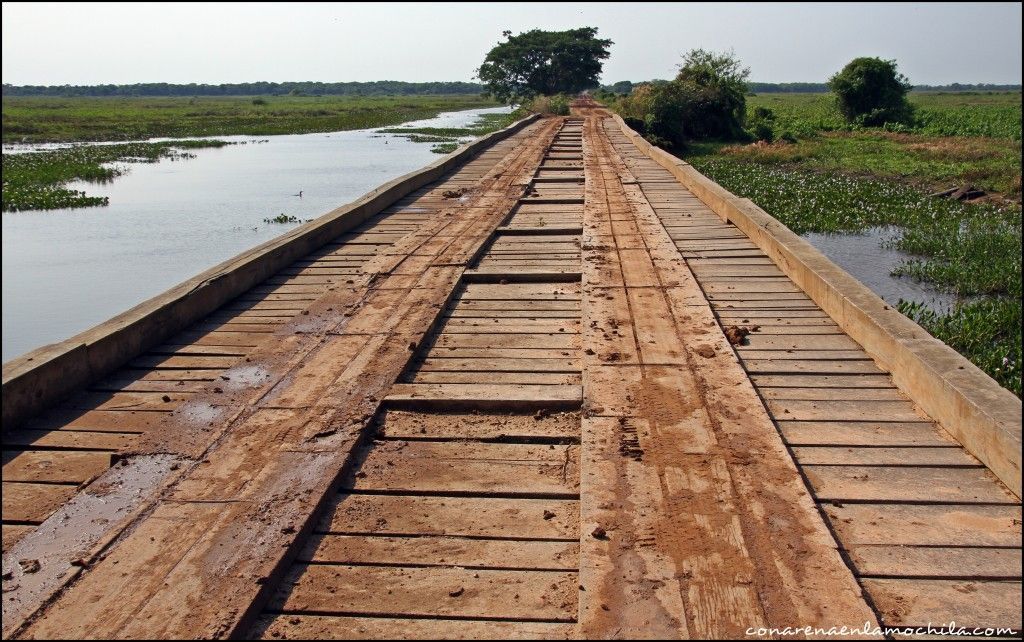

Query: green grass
left=2, top=140, right=232, bottom=212
left=688, top=156, right=1022, bottom=396
left=1, top=94, right=501, bottom=143
left=747, top=91, right=1022, bottom=140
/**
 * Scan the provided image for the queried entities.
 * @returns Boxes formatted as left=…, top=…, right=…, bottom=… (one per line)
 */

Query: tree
left=477, top=28, right=613, bottom=103
left=828, top=57, right=913, bottom=125
left=672, top=48, right=750, bottom=140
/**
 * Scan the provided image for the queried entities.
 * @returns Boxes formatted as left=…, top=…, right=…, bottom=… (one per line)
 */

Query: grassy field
left=1, top=94, right=501, bottom=143
left=684, top=91, right=1022, bottom=395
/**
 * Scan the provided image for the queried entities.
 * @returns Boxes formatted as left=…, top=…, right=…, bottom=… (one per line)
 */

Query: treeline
left=749, top=82, right=1021, bottom=94
left=1, top=81, right=485, bottom=97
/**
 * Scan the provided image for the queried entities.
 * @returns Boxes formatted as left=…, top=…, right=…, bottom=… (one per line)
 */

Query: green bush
left=746, top=105, right=776, bottom=142
left=828, top=57, right=913, bottom=126
left=527, top=94, right=570, bottom=116
left=612, top=49, right=750, bottom=149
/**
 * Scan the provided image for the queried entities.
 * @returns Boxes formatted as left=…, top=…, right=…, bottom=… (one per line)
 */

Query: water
left=1, top=106, right=511, bottom=362
left=801, top=226, right=958, bottom=313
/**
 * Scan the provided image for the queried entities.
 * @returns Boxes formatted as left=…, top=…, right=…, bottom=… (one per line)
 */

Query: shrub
left=746, top=105, right=776, bottom=142
left=828, top=57, right=913, bottom=126
left=527, top=94, right=570, bottom=116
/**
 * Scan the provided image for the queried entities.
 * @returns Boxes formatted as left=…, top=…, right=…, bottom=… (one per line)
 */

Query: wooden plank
left=2, top=429, right=137, bottom=451
left=804, top=465, right=1017, bottom=503
left=758, top=386, right=907, bottom=401
left=791, top=446, right=979, bottom=466
left=848, top=545, right=1021, bottom=579
left=751, top=374, right=894, bottom=388
left=766, top=399, right=924, bottom=422
left=3, top=524, right=35, bottom=552
left=320, top=494, right=579, bottom=540
left=253, top=615, right=576, bottom=640
left=376, top=410, right=579, bottom=441
left=3, top=450, right=112, bottom=484
left=350, top=441, right=579, bottom=495
left=743, top=359, right=886, bottom=375
left=302, top=534, right=579, bottom=570
left=778, top=421, right=956, bottom=447
left=387, top=383, right=582, bottom=410
left=1, top=481, right=78, bottom=523
left=863, top=578, right=1021, bottom=629
left=416, top=357, right=579, bottom=372
left=269, top=564, right=577, bottom=620
left=434, top=333, right=579, bottom=350
left=823, top=504, right=1022, bottom=547
left=409, top=372, right=581, bottom=385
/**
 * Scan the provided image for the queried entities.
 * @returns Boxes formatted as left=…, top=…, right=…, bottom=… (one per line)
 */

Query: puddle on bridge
left=802, top=226, right=958, bottom=313
left=1, top=106, right=511, bottom=362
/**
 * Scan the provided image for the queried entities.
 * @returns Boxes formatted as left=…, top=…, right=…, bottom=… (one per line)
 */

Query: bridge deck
left=2, top=106, right=1020, bottom=639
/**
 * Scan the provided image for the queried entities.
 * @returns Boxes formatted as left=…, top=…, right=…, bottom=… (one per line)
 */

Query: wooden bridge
left=2, top=100, right=1020, bottom=639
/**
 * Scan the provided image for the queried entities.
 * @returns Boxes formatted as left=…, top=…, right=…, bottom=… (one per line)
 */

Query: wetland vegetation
left=1, top=94, right=501, bottom=143
left=678, top=91, right=1022, bottom=395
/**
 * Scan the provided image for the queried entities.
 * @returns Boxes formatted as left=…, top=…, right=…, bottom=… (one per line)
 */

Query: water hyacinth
left=691, top=157, right=1021, bottom=396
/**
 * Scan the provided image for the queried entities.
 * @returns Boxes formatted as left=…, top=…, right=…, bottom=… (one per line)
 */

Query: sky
left=2, top=2, right=1021, bottom=86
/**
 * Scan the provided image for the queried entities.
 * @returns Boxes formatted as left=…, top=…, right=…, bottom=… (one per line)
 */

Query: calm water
left=802, top=226, right=957, bottom=313
left=1, top=106, right=510, bottom=362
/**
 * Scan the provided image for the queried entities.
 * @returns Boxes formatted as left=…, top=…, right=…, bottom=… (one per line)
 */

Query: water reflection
left=1, top=107, right=511, bottom=361
left=801, top=226, right=958, bottom=313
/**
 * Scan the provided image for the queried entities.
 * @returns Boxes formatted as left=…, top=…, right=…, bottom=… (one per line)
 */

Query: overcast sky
left=2, top=2, right=1021, bottom=86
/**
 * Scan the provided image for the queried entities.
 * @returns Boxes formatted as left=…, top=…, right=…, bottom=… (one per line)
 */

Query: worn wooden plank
left=320, top=494, right=579, bottom=540
left=3, top=450, right=112, bottom=484
left=823, top=504, right=1022, bottom=547
left=253, top=615, right=576, bottom=640
left=848, top=545, right=1021, bottom=579
left=863, top=578, right=1021, bottom=629
left=269, top=564, right=578, bottom=620
left=1, top=481, right=78, bottom=523
left=302, top=534, right=579, bottom=570
left=350, top=441, right=579, bottom=495
left=792, top=446, right=979, bottom=466
left=804, top=465, right=1017, bottom=503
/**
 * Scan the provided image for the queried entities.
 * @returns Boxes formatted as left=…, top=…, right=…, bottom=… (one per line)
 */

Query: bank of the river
left=1, top=94, right=501, bottom=143
left=1, top=106, right=512, bottom=362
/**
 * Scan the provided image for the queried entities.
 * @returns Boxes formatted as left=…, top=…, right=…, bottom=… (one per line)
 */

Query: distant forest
left=747, top=82, right=1022, bottom=93
left=3, top=80, right=1020, bottom=98
left=1, top=81, right=485, bottom=97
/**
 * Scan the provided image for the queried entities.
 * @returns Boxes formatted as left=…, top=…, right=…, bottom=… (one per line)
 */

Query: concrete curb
left=2, top=113, right=541, bottom=431
left=611, top=113, right=1022, bottom=498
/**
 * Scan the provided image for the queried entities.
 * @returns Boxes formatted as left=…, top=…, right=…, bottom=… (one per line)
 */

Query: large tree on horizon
left=476, top=27, right=613, bottom=103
